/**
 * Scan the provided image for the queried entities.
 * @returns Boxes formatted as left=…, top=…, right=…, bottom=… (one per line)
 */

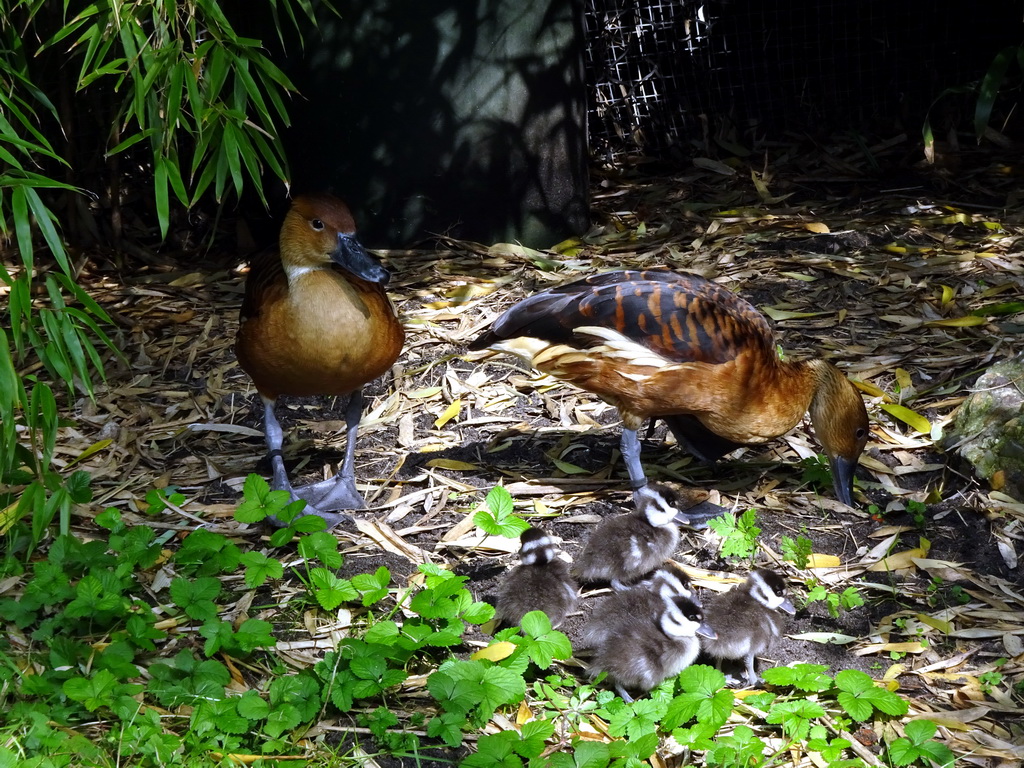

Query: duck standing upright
left=469, top=269, right=869, bottom=509
left=235, top=194, right=405, bottom=526
left=580, top=565, right=697, bottom=652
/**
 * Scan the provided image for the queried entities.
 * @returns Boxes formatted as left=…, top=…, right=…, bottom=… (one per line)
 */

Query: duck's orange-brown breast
left=237, top=265, right=403, bottom=400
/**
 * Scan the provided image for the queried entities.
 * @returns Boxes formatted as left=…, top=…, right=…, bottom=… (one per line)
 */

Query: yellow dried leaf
left=0, top=499, right=18, bottom=535
left=780, top=272, right=818, bottom=282
left=883, top=664, right=905, bottom=681
left=880, top=403, right=931, bottom=434
left=804, top=221, right=830, bottom=234
left=923, top=315, right=988, bottom=328
left=867, top=547, right=928, bottom=572
left=732, top=688, right=770, bottom=699
left=788, top=632, right=858, bottom=644
left=443, top=284, right=496, bottom=304
left=940, top=284, right=955, bottom=306
left=426, top=459, right=480, bottom=471
left=471, top=641, right=517, bottom=662
left=515, top=700, right=534, bottom=725
left=857, top=641, right=928, bottom=654
left=806, top=553, right=842, bottom=568
left=853, top=379, right=887, bottom=398
left=694, top=157, right=737, bottom=175
left=894, top=368, right=913, bottom=391
left=67, top=439, right=113, bottom=468
left=434, top=398, right=462, bottom=428
left=418, top=443, right=449, bottom=453
left=916, top=613, right=952, bottom=634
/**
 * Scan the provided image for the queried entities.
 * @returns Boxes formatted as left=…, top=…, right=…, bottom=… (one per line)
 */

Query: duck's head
left=808, top=361, right=870, bottom=507
left=280, top=194, right=390, bottom=285
left=749, top=569, right=796, bottom=615
left=662, top=596, right=716, bottom=640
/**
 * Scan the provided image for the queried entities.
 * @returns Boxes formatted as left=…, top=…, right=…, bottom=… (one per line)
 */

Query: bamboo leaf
left=880, top=404, right=931, bottom=434
left=923, top=316, right=988, bottom=328
left=434, top=399, right=462, bottom=429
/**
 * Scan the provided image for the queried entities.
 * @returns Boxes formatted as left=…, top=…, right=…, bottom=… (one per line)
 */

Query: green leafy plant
left=979, top=664, right=1005, bottom=696
left=924, top=44, right=1024, bottom=162
left=805, top=583, right=865, bottom=618
left=474, top=484, right=530, bottom=538
left=781, top=534, right=814, bottom=569
left=2, top=0, right=336, bottom=553
left=886, top=720, right=955, bottom=768
left=906, top=500, right=928, bottom=528
left=800, top=454, right=834, bottom=493
left=709, top=508, right=761, bottom=561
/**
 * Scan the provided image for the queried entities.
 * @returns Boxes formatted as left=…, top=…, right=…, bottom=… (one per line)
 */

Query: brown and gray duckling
left=583, top=591, right=715, bottom=702
left=572, top=483, right=681, bottom=590
left=702, top=569, right=796, bottom=687
left=580, top=565, right=697, bottom=652
left=494, top=527, right=578, bottom=629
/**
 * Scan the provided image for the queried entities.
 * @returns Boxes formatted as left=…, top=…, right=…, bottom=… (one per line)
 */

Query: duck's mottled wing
left=471, top=269, right=775, bottom=365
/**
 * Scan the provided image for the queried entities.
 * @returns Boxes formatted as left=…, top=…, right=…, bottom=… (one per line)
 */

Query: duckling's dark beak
left=673, top=500, right=729, bottom=530
left=780, top=598, right=797, bottom=615
left=697, top=622, right=717, bottom=640
left=332, top=233, right=390, bottom=285
left=830, top=455, right=857, bottom=507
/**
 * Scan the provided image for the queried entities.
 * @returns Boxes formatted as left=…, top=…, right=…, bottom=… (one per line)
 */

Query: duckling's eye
left=310, top=219, right=324, bottom=231
left=855, top=427, right=867, bottom=440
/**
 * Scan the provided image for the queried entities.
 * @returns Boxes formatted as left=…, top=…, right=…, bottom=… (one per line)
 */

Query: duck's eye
left=310, top=219, right=324, bottom=231
left=856, top=427, right=867, bottom=440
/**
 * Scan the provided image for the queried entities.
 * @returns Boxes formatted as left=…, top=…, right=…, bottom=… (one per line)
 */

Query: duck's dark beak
left=332, top=233, right=390, bottom=285
left=830, top=455, right=857, bottom=507
left=698, top=622, right=718, bottom=640
left=673, top=500, right=729, bottom=530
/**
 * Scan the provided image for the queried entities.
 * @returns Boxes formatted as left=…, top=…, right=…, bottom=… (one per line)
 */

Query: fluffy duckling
left=580, top=565, right=697, bottom=651
left=572, top=483, right=680, bottom=589
left=494, top=528, right=578, bottom=629
left=585, top=592, right=714, bottom=701
left=702, top=569, right=796, bottom=686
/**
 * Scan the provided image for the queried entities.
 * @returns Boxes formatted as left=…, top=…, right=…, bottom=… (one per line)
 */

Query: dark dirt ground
left=55, top=140, right=1024, bottom=765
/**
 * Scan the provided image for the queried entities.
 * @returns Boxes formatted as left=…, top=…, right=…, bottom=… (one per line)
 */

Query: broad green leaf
left=880, top=403, right=931, bottom=434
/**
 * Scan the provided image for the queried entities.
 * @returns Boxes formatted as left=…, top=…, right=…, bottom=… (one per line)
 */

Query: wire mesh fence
left=583, top=0, right=1023, bottom=161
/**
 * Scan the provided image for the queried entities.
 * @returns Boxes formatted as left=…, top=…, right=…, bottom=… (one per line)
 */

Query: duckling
left=235, top=194, right=404, bottom=526
left=580, top=565, right=697, bottom=651
left=572, top=483, right=680, bottom=589
left=494, top=527, right=578, bottom=629
left=470, top=269, right=869, bottom=509
left=702, top=569, right=796, bottom=687
left=585, top=592, right=715, bottom=701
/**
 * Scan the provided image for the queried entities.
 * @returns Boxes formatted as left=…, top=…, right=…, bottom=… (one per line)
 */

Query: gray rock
left=943, top=356, right=1024, bottom=501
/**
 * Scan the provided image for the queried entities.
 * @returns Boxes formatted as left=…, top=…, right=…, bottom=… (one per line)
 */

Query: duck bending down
left=235, top=194, right=404, bottom=526
left=469, top=269, right=869, bottom=508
